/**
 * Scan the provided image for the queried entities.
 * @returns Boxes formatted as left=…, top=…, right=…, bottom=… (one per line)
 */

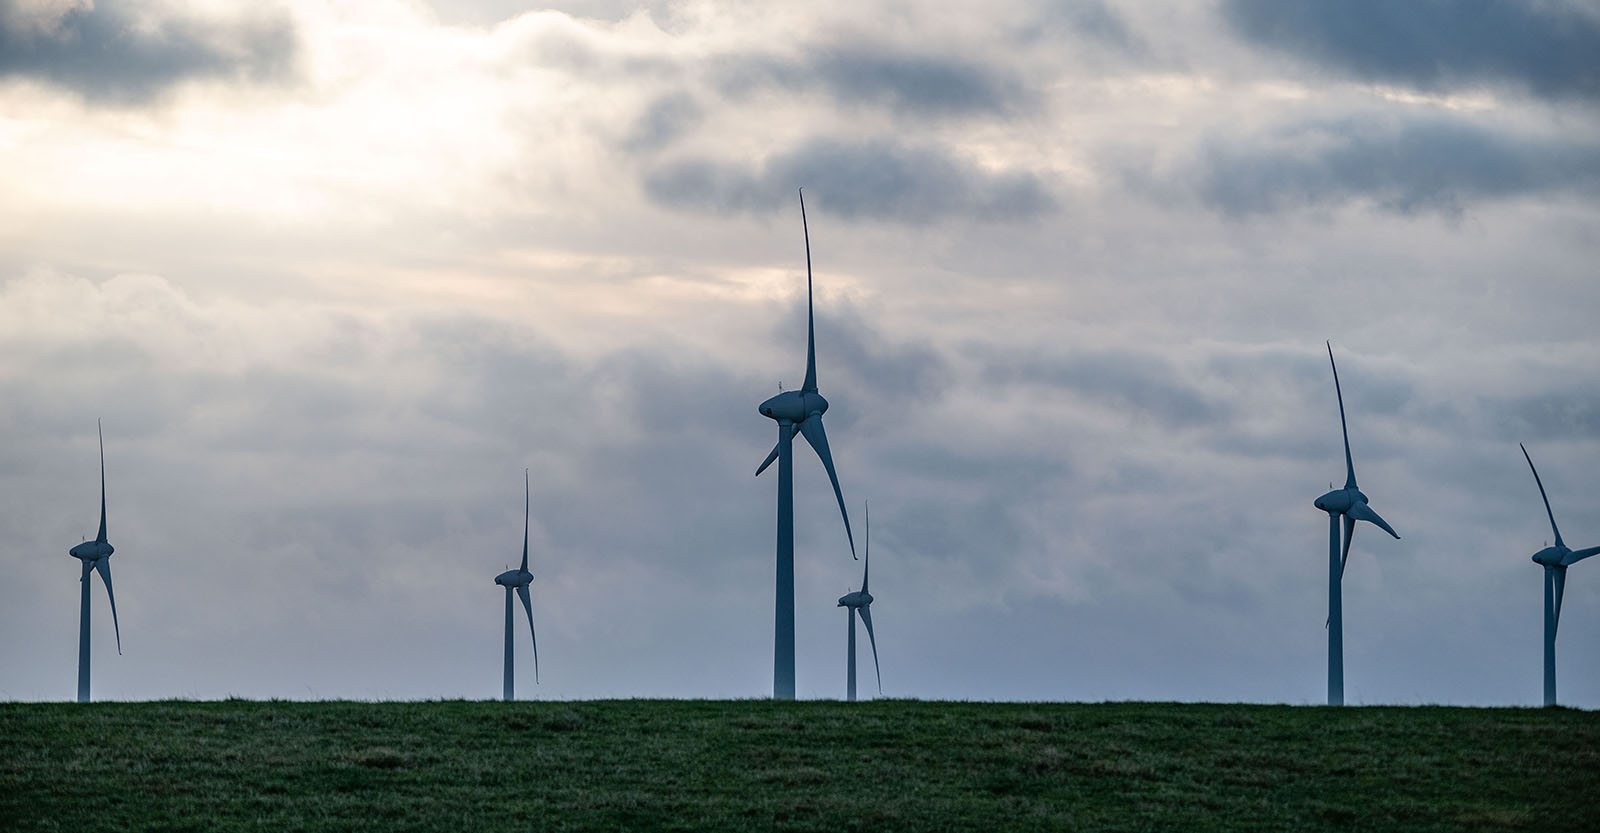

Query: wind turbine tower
left=1312, top=343, right=1399, bottom=706
left=493, top=469, right=539, bottom=700
left=756, top=188, right=857, bottom=700
left=837, top=501, right=880, bottom=702
left=67, top=419, right=122, bottom=703
left=1519, top=444, right=1599, bottom=706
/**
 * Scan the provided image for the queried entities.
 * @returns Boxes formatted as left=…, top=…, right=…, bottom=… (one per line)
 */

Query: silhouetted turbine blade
left=1521, top=443, right=1564, bottom=549
left=1553, top=567, right=1566, bottom=632
left=860, top=501, right=870, bottom=594
left=755, top=424, right=802, bottom=477
left=1544, top=567, right=1555, bottom=634
left=96, top=419, right=107, bottom=544
left=798, top=416, right=855, bottom=559
left=517, top=584, right=538, bottom=684
left=859, top=604, right=881, bottom=694
left=1347, top=502, right=1399, bottom=539
left=1339, top=514, right=1355, bottom=581
left=1567, top=545, right=1600, bottom=565
left=1328, top=343, right=1356, bottom=491
left=520, top=469, right=530, bottom=573
left=800, top=188, right=817, bottom=394
left=95, top=558, right=121, bottom=655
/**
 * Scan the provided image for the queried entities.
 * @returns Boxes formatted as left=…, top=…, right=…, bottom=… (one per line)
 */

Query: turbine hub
left=1314, top=488, right=1352, bottom=513
left=495, top=569, right=532, bottom=587
left=759, top=389, right=827, bottom=424
left=1532, top=546, right=1568, bottom=567
left=68, top=541, right=112, bottom=560
left=837, top=590, right=871, bottom=607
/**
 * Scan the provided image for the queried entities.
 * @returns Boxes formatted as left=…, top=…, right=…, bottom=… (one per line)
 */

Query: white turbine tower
left=837, top=501, right=880, bottom=702
left=756, top=189, right=856, bottom=700
left=1519, top=444, right=1600, bottom=706
left=493, top=469, right=538, bottom=701
left=67, top=419, right=121, bottom=703
left=1312, top=343, right=1399, bottom=706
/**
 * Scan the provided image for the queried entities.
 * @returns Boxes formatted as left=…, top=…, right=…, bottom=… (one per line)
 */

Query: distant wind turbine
left=1312, top=343, right=1399, bottom=706
left=67, top=419, right=121, bottom=703
left=493, top=469, right=539, bottom=701
left=1519, top=444, right=1599, bottom=706
left=757, top=188, right=856, bottom=700
left=837, top=501, right=880, bottom=702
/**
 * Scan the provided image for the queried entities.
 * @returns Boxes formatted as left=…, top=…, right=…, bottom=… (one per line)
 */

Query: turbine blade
left=798, top=416, right=855, bottom=559
left=860, top=500, right=870, bottom=594
left=1545, top=566, right=1555, bottom=638
left=1339, top=513, right=1355, bottom=581
left=95, top=558, right=122, bottom=655
left=1553, top=566, right=1566, bottom=632
left=1328, top=343, right=1357, bottom=491
left=1520, top=443, right=1564, bottom=549
left=516, top=584, right=539, bottom=684
left=96, top=419, right=108, bottom=544
left=755, top=424, right=802, bottom=477
left=520, top=468, right=530, bottom=573
left=1566, top=545, right=1600, bottom=565
left=1347, top=501, right=1399, bottom=539
left=859, top=604, right=881, bottom=694
left=799, top=188, right=817, bottom=394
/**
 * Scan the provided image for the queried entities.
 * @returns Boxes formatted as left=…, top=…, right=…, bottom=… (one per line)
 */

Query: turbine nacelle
left=494, top=568, right=532, bottom=588
left=1532, top=546, right=1569, bottom=567
left=1314, top=488, right=1357, bottom=513
left=760, top=390, right=827, bottom=424
left=69, top=541, right=113, bottom=560
left=837, top=590, right=872, bottom=608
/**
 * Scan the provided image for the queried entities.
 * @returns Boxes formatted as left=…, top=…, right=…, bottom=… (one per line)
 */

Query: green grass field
left=3, top=700, right=1596, bottom=832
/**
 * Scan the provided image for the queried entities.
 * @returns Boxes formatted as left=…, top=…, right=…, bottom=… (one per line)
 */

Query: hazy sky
left=3, top=0, right=1598, bottom=705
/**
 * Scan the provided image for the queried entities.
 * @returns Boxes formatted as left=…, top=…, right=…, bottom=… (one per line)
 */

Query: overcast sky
left=2, top=0, right=1598, bottom=706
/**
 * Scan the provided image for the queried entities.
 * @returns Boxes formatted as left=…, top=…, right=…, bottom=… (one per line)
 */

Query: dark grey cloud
left=714, top=44, right=1034, bottom=118
left=1015, top=0, right=1142, bottom=52
left=644, top=137, right=1055, bottom=224
left=1222, top=0, right=1600, bottom=101
left=620, top=93, right=701, bottom=154
left=982, top=348, right=1229, bottom=430
left=1191, top=118, right=1600, bottom=215
left=0, top=0, right=297, bottom=103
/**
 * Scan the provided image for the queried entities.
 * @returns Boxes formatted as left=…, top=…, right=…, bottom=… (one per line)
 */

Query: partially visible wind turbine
left=67, top=419, right=121, bottom=703
left=757, top=188, right=857, bottom=701
left=1520, top=444, right=1599, bottom=706
left=837, top=501, right=880, bottom=702
left=493, top=469, right=539, bottom=701
left=1312, top=343, right=1399, bottom=706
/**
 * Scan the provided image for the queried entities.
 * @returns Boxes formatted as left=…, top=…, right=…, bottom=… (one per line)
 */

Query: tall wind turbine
left=67, top=419, right=121, bottom=703
left=756, top=188, right=856, bottom=700
left=493, top=469, right=538, bottom=701
left=1312, top=342, right=1399, bottom=706
left=837, top=500, right=880, bottom=702
left=1519, top=444, right=1599, bottom=706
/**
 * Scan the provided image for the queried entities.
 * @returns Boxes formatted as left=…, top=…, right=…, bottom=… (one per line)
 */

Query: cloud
left=644, top=136, right=1055, bottom=223
left=715, top=44, right=1035, bottom=118
left=0, top=0, right=297, bottom=103
left=1221, top=0, right=1600, bottom=101
left=1015, top=0, right=1142, bottom=52
left=981, top=348, right=1229, bottom=430
left=1188, top=117, right=1600, bottom=215
left=621, top=92, right=702, bottom=154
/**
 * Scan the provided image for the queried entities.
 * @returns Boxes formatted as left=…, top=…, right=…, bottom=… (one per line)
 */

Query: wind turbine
left=837, top=500, right=879, bottom=702
left=756, top=188, right=856, bottom=700
left=1312, top=342, right=1399, bottom=706
left=1519, top=444, right=1600, bottom=706
left=67, top=419, right=121, bottom=703
left=493, top=469, right=538, bottom=701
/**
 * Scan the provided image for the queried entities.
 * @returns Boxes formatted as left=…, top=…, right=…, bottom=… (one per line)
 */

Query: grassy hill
left=2, top=699, right=1596, bottom=832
